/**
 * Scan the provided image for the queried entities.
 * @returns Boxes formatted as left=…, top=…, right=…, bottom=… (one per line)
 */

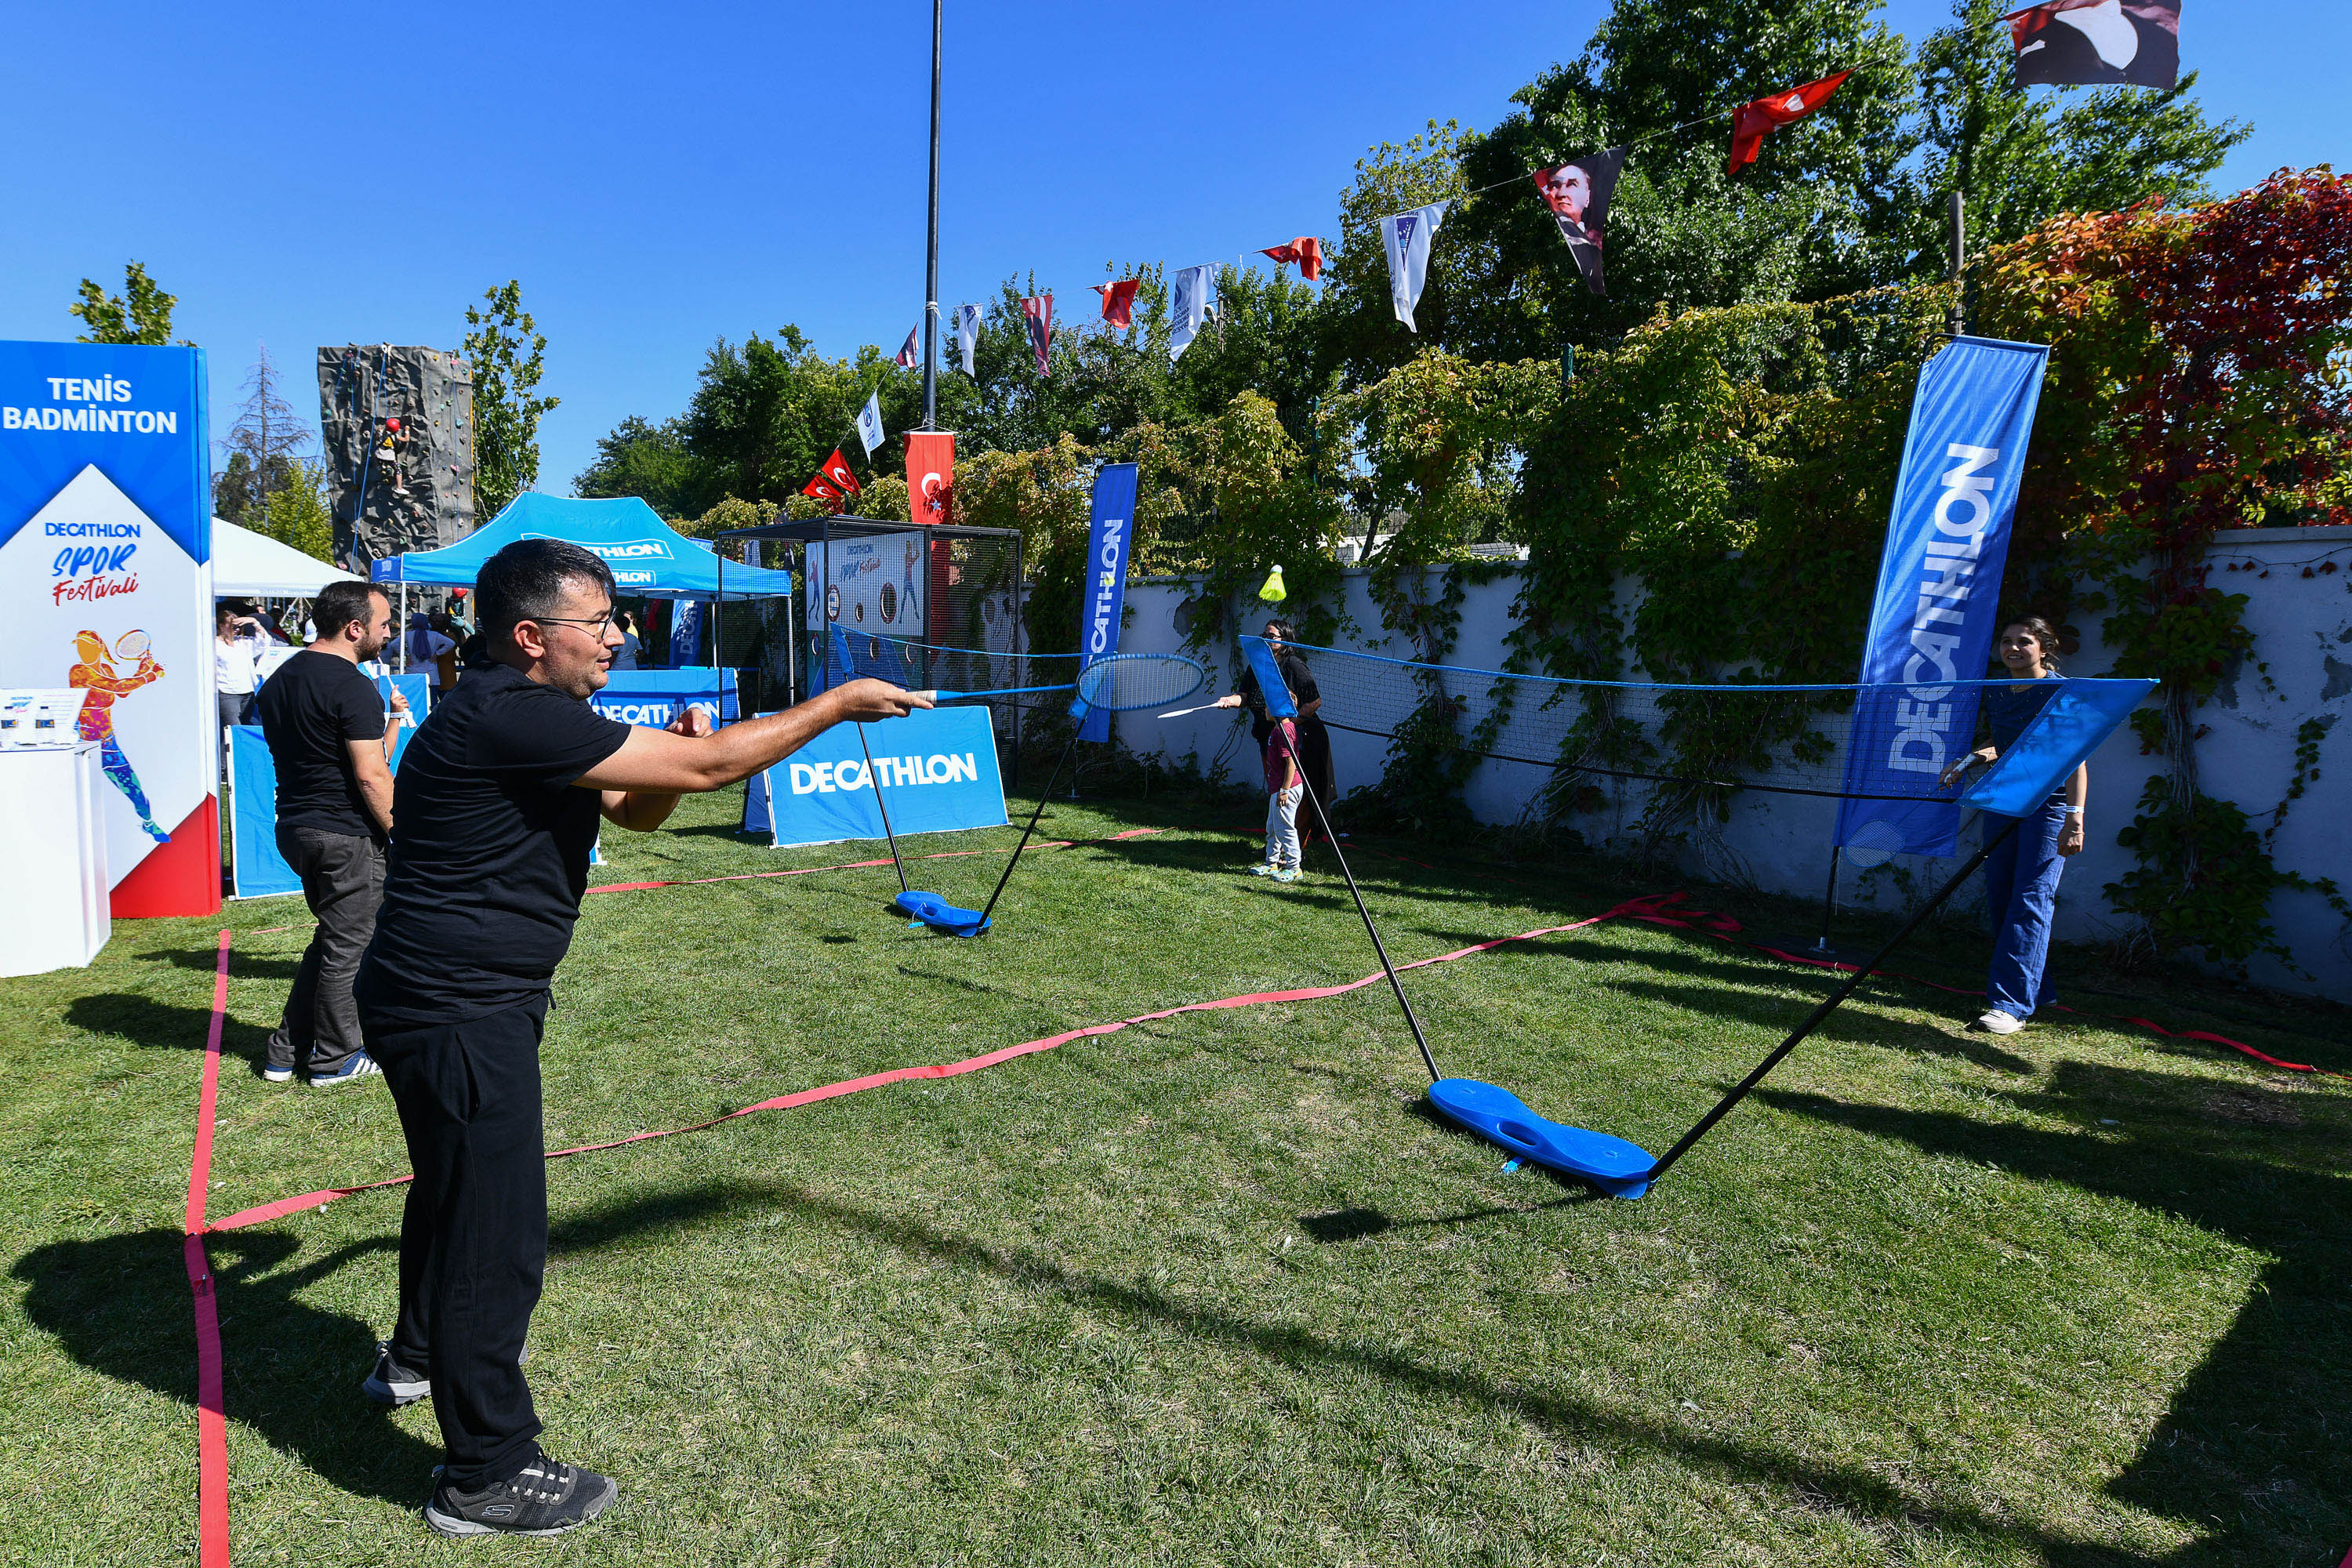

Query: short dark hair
left=314, top=580, right=384, bottom=642
left=476, top=539, right=618, bottom=649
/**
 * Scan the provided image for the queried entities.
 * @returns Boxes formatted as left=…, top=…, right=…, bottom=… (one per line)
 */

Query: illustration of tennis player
left=69, top=629, right=171, bottom=843
left=902, top=539, right=920, bottom=625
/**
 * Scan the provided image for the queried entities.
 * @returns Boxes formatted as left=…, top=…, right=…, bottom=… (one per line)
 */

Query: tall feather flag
left=1726, top=72, right=1850, bottom=175
left=2009, top=0, right=2180, bottom=88
left=1094, top=278, right=1142, bottom=330
left=1020, top=294, right=1054, bottom=376
left=954, top=303, right=981, bottom=377
left=1381, top=201, right=1449, bottom=332
left=1531, top=147, right=1628, bottom=298
left=855, top=391, right=885, bottom=458
left=1168, top=264, right=1214, bottom=362
left=1259, top=238, right=1323, bottom=281
left=895, top=327, right=920, bottom=369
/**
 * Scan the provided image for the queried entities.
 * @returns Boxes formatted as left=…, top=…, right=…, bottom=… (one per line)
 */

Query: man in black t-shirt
left=354, top=537, right=927, bottom=1539
left=253, top=579, right=406, bottom=1086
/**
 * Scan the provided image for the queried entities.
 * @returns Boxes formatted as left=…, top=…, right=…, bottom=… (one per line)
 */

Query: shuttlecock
left=1258, top=564, right=1287, bottom=603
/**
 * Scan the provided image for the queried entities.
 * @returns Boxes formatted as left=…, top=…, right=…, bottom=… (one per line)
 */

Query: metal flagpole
left=921, top=0, right=942, bottom=431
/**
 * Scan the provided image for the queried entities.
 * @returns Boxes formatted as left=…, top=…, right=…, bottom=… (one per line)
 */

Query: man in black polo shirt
left=253, top=578, right=406, bottom=1086
left=354, top=537, right=927, bottom=1538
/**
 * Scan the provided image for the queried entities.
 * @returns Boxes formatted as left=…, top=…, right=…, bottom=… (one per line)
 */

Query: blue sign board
left=744, top=704, right=1007, bottom=848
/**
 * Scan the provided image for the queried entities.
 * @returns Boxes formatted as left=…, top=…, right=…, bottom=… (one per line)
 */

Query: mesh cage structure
left=711, top=517, right=1025, bottom=739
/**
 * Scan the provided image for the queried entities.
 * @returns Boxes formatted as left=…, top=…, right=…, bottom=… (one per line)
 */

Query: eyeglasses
left=529, top=611, right=616, bottom=639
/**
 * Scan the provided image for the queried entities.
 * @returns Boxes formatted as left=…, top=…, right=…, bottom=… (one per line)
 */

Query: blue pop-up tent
left=371, top=492, right=795, bottom=599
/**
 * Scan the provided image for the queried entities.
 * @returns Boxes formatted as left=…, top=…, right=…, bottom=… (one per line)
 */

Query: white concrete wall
left=1092, top=524, right=2352, bottom=999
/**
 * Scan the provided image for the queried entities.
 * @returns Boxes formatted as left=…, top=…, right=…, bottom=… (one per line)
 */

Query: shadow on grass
left=12, top=1228, right=437, bottom=1508
left=539, top=1174, right=2085, bottom=1559
left=1766, top=1060, right=2352, bottom=1564
left=64, top=992, right=273, bottom=1069
left=141, top=946, right=307, bottom=982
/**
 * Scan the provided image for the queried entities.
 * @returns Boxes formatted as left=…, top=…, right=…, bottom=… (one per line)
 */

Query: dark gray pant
left=267, top=827, right=386, bottom=1077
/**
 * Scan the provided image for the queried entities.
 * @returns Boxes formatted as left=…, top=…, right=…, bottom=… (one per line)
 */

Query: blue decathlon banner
left=1076, top=462, right=1138, bottom=743
left=590, top=668, right=740, bottom=729
left=743, top=703, right=1007, bottom=848
left=1835, top=335, right=2050, bottom=859
left=229, top=723, right=415, bottom=898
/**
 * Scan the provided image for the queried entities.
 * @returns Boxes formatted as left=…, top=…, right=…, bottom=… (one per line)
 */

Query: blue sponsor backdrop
left=744, top=705, right=1007, bottom=848
left=590, top=668, right=740, bottom=729
left=1076, top=462, right=1138, bottom=743
left=1835, top=336, right=2049, bottom=858
left=228, top=723, right=412, bottom=898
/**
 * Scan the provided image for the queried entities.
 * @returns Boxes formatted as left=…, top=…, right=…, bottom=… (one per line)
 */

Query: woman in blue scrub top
left=1940, top=617, right=2088, bottom=1036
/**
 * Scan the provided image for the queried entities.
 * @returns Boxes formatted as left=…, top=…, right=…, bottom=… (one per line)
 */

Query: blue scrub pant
left=1982, top=800, right=2067, bottom=1018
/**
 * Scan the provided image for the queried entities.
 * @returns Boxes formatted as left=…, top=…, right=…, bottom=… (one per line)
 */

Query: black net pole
left=1276, top=723, right=1443, bottom=1083
left=1809, top=844, right=1842, bottom=956
left=1643, top=811, right=2022, bottom=1186
left=972, top=724, right=1079, bottom=930
left=853, top=722, right=911, bottom=895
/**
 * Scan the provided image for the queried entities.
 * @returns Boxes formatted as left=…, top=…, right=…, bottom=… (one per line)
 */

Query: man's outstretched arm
left=579, top=679, right=931, bottom=826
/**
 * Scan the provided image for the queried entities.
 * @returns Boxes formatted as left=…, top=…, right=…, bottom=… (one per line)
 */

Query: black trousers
left=366, top=1002, right=548, bottom=1490
left=267, top=827, right=384, bottom=1076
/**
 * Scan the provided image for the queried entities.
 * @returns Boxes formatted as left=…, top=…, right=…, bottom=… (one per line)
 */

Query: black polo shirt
left=357, top=663, right=632, bottom=1028
left=252, top=649, right=388, bottom=839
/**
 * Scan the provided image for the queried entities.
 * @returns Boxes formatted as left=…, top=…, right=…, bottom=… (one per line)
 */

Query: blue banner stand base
left=895, top=889, right=990, bottom=937
left=1427, top=1078, right=1653, bottom=1199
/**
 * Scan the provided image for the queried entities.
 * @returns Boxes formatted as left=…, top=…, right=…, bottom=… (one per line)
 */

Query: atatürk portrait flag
left=1531, top=147, right=1628, bottom=298
left=2009, top=0, right=2180, bottom=88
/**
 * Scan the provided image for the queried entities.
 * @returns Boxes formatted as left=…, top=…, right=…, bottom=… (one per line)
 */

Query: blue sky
left=1, top=1, right=2337, bottom=497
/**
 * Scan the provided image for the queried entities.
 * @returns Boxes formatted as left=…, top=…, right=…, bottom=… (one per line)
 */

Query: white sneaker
left=1975, top=1010, right=2024, bottom=1036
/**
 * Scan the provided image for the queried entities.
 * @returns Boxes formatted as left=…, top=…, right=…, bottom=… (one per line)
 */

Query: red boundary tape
left=184, top=931, right=232, bottom=1567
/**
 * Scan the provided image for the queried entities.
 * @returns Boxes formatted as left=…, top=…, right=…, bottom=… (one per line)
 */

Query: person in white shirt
left=215, top=601, right=279, bottom=730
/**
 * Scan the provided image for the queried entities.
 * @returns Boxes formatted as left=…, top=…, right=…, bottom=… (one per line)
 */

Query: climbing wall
left=315, top=345, right=476, bottom=570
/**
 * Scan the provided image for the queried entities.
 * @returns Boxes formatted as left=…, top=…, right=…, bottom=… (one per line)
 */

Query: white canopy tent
left=211, top=517, right=361, bottom=597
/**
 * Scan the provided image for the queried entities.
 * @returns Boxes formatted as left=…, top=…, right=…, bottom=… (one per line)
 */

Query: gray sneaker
left=361, top=1342, right=429, bottom=1406
left=424, top=1449, right=617, bottom=1537
left=1975, top=1010, right=2025, bottom=1036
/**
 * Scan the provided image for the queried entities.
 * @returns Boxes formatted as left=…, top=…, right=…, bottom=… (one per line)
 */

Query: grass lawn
left=2, top=776, right=2347, bottom=1566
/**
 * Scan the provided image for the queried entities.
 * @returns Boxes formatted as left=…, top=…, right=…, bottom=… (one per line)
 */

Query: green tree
left=1915, top=0, right=2247, bottom=268
left=574, top=416, right=702, bottom=517
left=71, top=261, right=178, bottom=345
left=212, top=344, right=310, bottom=524
left=464, top=281, right=560, bottom=521
left=258, top=459, right=336, bottom=564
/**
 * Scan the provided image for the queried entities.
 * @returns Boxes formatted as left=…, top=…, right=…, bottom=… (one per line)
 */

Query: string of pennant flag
left=793, top=0, right=2184, bottom=512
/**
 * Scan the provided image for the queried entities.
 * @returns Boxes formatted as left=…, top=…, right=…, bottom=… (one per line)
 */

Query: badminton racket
left=913, top=652, right=1206, bottom=714
left=1155, top=702, right=1223, bottom=719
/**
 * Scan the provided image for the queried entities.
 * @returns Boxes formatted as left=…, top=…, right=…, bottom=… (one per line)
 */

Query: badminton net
left=1236, top=637, right=2152, bottom=818
left=823, top=627, right=1078, bottom=702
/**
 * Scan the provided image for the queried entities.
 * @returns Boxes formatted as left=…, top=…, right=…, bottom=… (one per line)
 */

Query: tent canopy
left=369, top=492, right=796, bottom=600
left=212, top=517, right=362, bottom=597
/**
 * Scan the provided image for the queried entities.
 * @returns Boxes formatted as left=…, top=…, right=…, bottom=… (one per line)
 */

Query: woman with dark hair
left=1217, top=618, right=1338, bottom=814
left=1940, top=617, right=2088, bottom=1036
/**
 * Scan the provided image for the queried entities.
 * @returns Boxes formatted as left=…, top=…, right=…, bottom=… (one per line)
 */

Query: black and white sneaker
left=361, top=1342, right=430, bottom=1406
left=424, top=1449, right=618, bottom=1537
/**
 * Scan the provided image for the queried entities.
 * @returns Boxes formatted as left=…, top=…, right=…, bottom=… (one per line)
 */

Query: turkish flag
left=819, top=448, right=861, bottom=495
left=1259, top=237, right=1324, bottom=281
left=1094, top=278, right=1142, bottom=330
left=800, top=473, right=844, bottom=514
left=905, top=430, right=955, bottom=524
left=1726, top=72, right=1850, bottom=175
